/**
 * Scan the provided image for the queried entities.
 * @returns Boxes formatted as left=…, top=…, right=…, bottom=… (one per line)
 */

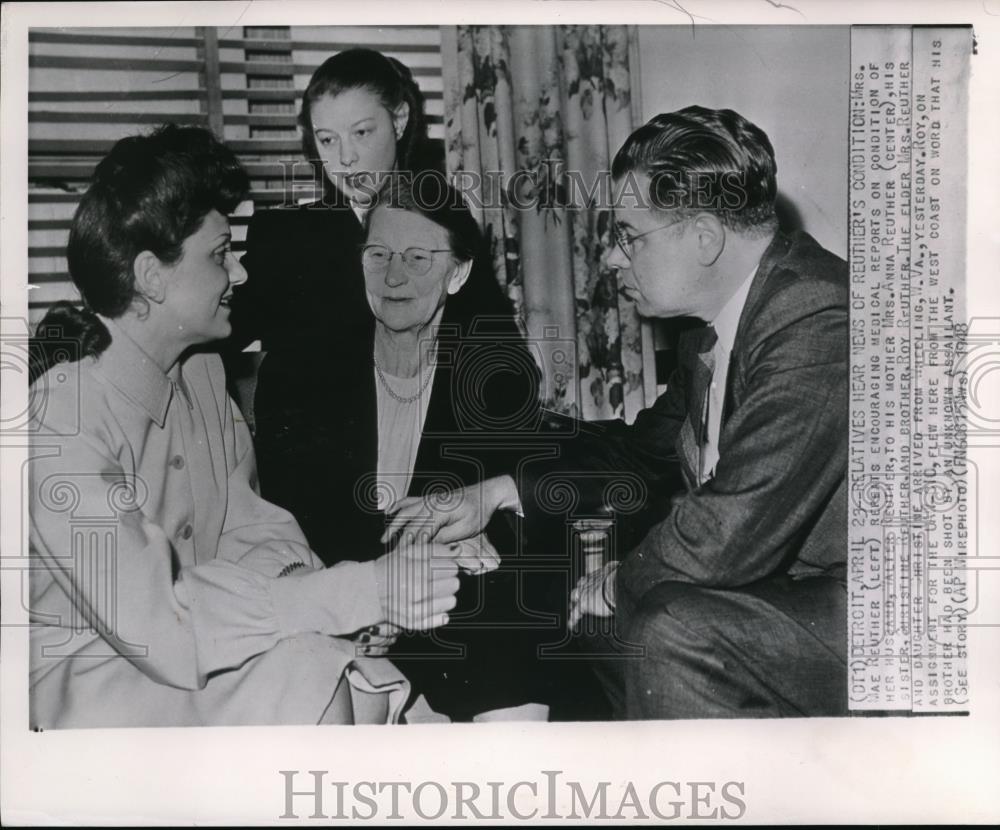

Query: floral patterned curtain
left=441, top=25, right=652, bottom=422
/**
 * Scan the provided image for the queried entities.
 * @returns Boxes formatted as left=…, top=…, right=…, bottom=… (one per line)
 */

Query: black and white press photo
left=2, top=0, right=998, bottom=825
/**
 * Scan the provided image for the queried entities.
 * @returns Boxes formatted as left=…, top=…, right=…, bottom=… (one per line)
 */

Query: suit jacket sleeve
left=516, top=357, right=689, bottom=527
left=618, top=279, right=848, bottom=599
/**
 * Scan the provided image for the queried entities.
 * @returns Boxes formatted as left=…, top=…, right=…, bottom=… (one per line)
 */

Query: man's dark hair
left=611, top=106, right=778, bottom=234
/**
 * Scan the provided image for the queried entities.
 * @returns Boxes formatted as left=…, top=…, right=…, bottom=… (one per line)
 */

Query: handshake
left=369, top=475, right=616, bottom=648
left=370, top=475, right=517, bottom=636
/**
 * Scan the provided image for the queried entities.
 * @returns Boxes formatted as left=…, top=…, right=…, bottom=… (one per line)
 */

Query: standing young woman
left=227, top=48, right=440, bottom=558
left=225, top=51, right=571, bottom=721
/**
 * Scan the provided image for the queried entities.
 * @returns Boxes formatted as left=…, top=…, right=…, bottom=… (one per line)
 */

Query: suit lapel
left=409, top=340, right=462, bottom=496
left=724, top=230, right=792, bottom=423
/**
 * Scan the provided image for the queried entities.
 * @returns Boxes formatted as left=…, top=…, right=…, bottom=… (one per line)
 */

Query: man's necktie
left=690, top=325, right=717, bottom=484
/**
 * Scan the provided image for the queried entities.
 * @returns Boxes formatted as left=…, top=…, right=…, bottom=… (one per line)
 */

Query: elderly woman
left=257, top=171, right=559, bottom=722
left=27, top=125, right=461, bottom=728
left=226, top=46, right=438, bottom=458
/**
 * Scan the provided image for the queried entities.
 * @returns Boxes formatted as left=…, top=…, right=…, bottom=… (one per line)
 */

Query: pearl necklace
left=373, top=352, right=436, bottom=404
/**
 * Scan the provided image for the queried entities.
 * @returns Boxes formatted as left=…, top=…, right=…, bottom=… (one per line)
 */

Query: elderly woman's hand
left=374, top=537, right=462, bottom=631
left=381, top=475, right=521, bottom=545
left=450, top=533, right=502, bottom=575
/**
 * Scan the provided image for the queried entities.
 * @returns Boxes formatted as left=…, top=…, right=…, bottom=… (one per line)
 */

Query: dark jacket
left=228, top=195, right=371, bottom=352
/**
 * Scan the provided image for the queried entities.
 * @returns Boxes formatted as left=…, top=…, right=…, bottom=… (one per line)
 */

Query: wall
left=636, top=25, right=849, bottom=257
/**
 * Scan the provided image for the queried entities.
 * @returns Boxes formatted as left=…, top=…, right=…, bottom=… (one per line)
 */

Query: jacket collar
left=732, top=229, right=795, bottom=348
left=92, top=315, right=178, bottom=427
left=710, top=265, right=757, bottom=357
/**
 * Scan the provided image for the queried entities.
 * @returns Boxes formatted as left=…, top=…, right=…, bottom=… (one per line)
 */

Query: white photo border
left=2, top=1, right=999, bottom=824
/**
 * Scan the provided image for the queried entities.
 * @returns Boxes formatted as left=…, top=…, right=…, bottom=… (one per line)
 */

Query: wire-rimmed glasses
left=360, top=244, right=452, bottom=277
left=612, top=216, right=687, bottom=259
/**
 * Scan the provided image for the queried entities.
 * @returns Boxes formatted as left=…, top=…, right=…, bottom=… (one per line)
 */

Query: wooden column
left=198, top=26, right=225, bottom=139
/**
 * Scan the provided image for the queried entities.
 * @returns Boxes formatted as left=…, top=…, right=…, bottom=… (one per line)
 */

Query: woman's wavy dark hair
left=298, top=48, right=429, bottom=190
left=30, top=124, right=248, bottom=383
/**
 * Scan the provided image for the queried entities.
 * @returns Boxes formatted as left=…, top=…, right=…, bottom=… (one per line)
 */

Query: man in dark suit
left=386, top=106, right=848, bottom=719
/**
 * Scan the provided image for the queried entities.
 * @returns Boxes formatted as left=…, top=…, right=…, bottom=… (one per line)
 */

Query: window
left=27, top=25, right=443, bottom=329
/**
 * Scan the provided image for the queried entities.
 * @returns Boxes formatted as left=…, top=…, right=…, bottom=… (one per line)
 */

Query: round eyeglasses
left=612, top=217, right=686, bottom=259
left=360, top=244, right=452, bottom=277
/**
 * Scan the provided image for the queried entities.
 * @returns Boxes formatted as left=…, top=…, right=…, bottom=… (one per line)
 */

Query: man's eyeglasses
left=612, top=217, right=686, bottom=259
left=361, top=244, right=452, bottom=277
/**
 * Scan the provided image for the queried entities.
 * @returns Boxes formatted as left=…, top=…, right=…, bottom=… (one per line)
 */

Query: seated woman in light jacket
left=27, top=124, right=462, bottom=728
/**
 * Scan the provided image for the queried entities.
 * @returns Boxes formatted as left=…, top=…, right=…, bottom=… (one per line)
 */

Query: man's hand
left=381, top=475, right=521, bottom=545
left=374, top=536, right=461, bottom=630
left=568, top=561, right=619, bottom=628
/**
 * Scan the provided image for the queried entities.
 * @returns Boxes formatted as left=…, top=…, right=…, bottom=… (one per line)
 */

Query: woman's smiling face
left=311, top=88, right=407, bottom=205
left=363, top=207, right=470, bottom=335
left=157, top=209, right=246, bottom=347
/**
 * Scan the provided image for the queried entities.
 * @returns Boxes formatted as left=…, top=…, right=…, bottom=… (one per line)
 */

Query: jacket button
left=170, top=455, right=185, bottom=469
left=181, top=524, right=193, bottom=540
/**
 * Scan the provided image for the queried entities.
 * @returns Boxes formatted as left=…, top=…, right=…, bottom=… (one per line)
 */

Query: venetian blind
left=27, top=25, right=444, bottom=329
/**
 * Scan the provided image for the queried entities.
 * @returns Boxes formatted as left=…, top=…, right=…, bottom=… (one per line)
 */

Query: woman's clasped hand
left=373, top=536, right=462, bottom=631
